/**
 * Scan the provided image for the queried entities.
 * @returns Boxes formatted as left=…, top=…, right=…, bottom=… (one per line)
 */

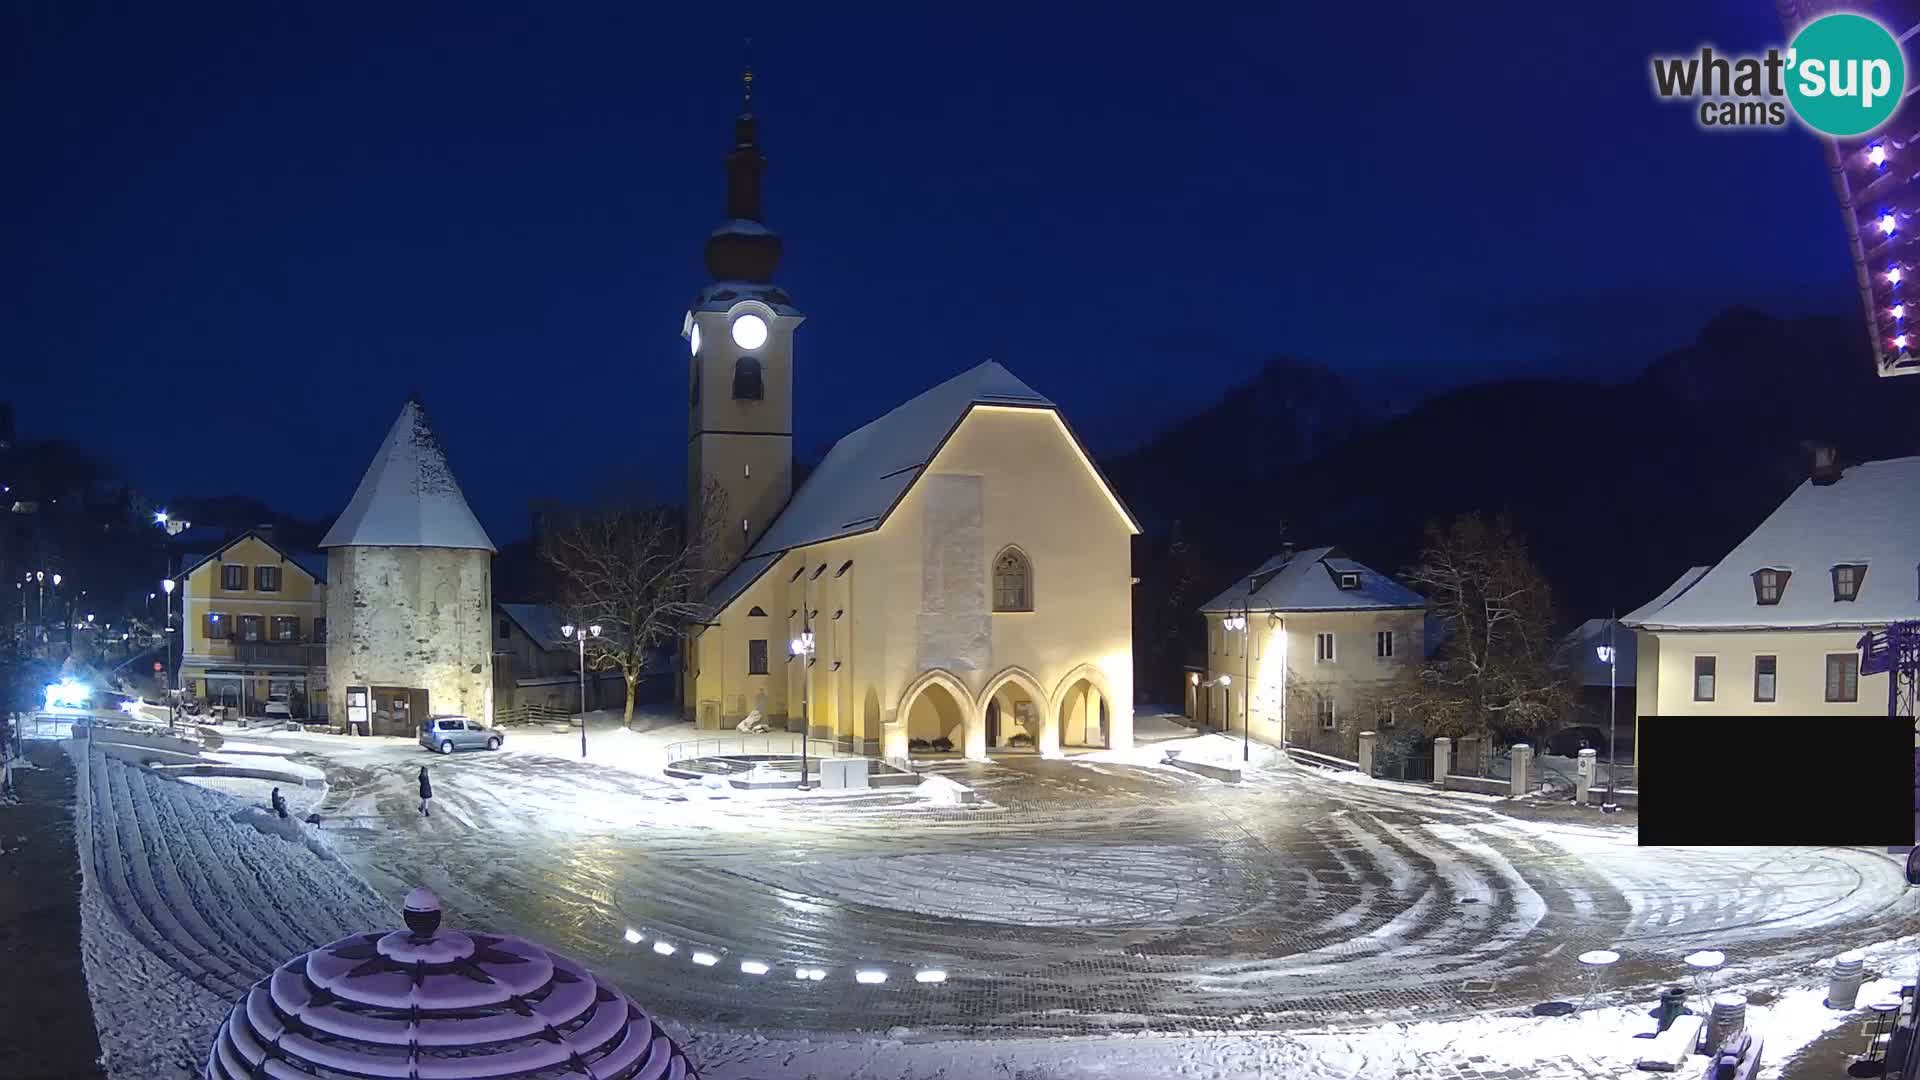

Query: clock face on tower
left=731, top=313, right=768, bottom=351
left=689, top=322, right=702, bottom=357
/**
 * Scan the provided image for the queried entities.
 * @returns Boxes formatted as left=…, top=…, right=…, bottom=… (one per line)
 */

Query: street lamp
left=1595, top=614, right=1618, bottom=813
left=1224, top=613, right=1253, bottom=761
left=789, top=630, right=816, bottom=790
left=561, top=623, right=600, bottom=759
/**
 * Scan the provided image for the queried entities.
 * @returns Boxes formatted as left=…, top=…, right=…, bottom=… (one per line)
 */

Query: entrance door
left=1096, top=697, right=1110, bottom=748
left=985, top=700, right=1001, bottom=748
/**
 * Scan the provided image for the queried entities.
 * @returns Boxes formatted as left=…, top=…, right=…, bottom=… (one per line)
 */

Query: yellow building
left=680, top=86, right=1140, bottom=761
left=1192, top=546, right=1427, bottom=759
left=1623, top=454, right=1919, bottom=737
left=175, top=529, right=329, bottom=719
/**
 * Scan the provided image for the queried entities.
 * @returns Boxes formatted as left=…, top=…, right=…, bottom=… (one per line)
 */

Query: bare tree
left=538, top=481, right=729, bottom=728
left=1389, top=514, right=1574, bottom=746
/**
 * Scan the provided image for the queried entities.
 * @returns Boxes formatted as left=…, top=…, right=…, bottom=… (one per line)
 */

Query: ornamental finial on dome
left=403, top=886, right=442, bottom=939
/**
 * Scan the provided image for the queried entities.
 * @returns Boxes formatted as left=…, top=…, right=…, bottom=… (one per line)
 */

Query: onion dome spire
left=706, top=58, right=783, bottom=282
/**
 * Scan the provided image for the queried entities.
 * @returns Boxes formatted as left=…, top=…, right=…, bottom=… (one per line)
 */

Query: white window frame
left=1316, top=632, right=1336, bottom=663
left=1375, top=629, right=1394, bottom=660
left=1317, top=696, right=1337, bottom=731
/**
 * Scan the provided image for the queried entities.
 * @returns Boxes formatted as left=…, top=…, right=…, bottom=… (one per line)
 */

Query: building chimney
left=1805, top=442, right=1841, bottom=486
left=255, top=522, right=276, bottom=544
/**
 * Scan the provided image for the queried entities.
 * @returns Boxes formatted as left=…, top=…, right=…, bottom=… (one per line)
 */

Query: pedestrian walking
left=418, top=766, right=433, bottom=818
left=270, top=787, right=287, bottom=819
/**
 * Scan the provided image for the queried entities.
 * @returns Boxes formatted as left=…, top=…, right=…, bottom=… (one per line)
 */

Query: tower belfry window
left=732, top=356, right=764, bottom=400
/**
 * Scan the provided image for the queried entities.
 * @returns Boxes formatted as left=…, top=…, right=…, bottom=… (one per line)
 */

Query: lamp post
left=561, top=623, right=601, bottom=759
left=1596, top=615, right=1618, bottom=814
left=1224, top=612, right=1251, bottom=761
left=790, top=628, right=815, bottom=790
left=162, top=578, right=177, bottom=728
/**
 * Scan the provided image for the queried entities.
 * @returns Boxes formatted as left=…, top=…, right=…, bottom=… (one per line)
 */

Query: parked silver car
left=419, top=716, right=503, bottom=754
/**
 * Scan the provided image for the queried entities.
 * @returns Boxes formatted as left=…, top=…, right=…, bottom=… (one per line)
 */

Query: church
left=680, top=75, right=1139, bottom=761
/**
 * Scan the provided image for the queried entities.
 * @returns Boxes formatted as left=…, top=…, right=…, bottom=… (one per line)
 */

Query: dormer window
left=732, top=356, right=764, bottom=400
left=1752, top=568, right=1790, bottom=605
left=1337, top=572, right=1360, bottom=590
left=1831, top=563, right=1867, bottom=602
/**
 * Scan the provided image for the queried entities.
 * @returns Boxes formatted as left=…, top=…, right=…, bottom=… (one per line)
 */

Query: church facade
left=680, top=78, right=1139, bottom=761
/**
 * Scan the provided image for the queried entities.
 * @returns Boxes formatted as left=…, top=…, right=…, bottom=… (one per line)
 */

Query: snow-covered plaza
left=26, top=709, right=1920, bottom=1078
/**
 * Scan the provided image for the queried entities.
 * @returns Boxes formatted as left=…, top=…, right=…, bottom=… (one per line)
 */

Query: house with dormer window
left=1622, top=453, right=1920, bottom=728
left=1191, top=546, right=1427, bottom=758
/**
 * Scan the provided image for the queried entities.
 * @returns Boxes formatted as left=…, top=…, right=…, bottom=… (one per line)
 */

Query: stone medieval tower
left=322, top=398, right=495, bottom=734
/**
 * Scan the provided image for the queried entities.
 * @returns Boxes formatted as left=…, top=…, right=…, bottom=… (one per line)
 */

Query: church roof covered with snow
left=321, top=399, right=496, bottom=553
left=700, top=360, right=1138, bottom=618
left=204, top=887, right=699, bottom=1079
left=1622, top=455, right=1920, bottom=631
left=1199, top=546, right=1427, bottom=614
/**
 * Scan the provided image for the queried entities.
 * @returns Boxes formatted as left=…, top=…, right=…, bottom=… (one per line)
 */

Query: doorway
left=985, top=700, right=1001, bottom=747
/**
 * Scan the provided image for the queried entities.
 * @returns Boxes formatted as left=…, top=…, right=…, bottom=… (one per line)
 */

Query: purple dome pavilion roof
left=203, top=902, right=698, bottom=1079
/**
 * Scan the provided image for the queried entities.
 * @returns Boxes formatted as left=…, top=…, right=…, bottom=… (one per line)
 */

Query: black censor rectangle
left=1636, top=716, right=1914, bottom=847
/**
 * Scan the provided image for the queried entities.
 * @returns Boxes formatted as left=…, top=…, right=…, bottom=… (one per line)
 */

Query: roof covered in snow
left=1621, top=456, right=1920, bottom=630
left=698, top=361, right=1139, bottom=618
left=320, top=400, right=496, bottom=553
left=496, top=603, right=568, bottom=650
left=178, top=530, right=329, bottom=586
left=692, top=279, right=801, bottom=316
left=1557, top=618, right=1637, bottom=686
left=1199, top=546, right=1427, bottom=614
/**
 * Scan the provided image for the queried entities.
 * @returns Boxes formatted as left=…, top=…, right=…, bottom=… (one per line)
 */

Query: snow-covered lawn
left=681, top=980, right=1909, bottom=1079
left=64, top=741, right=393, bottom=1079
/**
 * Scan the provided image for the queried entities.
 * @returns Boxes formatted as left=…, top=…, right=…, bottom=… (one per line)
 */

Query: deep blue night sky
left=1, top=1, right=1859, bottom=543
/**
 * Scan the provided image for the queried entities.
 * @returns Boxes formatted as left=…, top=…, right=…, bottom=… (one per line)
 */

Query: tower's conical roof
left=320, top=399, right=496, bottom=552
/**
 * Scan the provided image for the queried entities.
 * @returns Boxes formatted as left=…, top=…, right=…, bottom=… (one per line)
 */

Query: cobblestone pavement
left=299, top=739, right=1917, bottom=1039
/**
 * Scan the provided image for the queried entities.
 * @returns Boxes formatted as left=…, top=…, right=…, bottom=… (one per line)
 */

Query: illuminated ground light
left=691, top=952, right=718, bottom=967
left=652, top=940, right=677, bottom=956
left=794, top=967, right=827, bottom=981
left=855, top=969, right=888, bottom=985
left=623, top=928, right=642, bottom=944
left=914, top=969, right=948, bottom=984
left=740, top=961, right=770, bottom=976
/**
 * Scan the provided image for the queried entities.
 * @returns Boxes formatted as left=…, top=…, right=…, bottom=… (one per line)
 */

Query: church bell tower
left=686, top=66, right=802, bottom=577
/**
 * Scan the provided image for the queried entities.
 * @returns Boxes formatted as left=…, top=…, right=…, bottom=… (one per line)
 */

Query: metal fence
left=664, top=732, right=847, bottom=761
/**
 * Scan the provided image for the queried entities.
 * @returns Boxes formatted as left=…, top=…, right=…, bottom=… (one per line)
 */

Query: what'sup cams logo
left=1652, top=12, right=1906, bottom=136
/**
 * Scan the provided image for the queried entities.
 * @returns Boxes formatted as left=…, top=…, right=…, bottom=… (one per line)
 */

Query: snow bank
left=912, top=773, right=971, bottom=805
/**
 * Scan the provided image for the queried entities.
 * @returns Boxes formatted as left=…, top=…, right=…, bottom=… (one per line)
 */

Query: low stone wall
left=1441, top=775, right=1510, bottom=797
left=1168, top=757, right=1242, bottom=783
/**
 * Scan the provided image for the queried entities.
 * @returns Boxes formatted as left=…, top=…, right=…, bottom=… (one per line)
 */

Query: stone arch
left=897, top=668, right=982, bottom=761
left=980, top=666, right=1053, bottom=756
left=1052, top=663, right=1118, bottom=751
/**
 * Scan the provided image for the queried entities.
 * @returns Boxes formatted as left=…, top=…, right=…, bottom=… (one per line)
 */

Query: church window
left=993, top=547, right=1033, bottom=612
left=747, top=606, right=767, bottom=617
left=498, top=618, right=510, bottom=639
left=811, top=564, right=826, bottom=580
left=836, top=560, right=853, bottom=577
left=790, top=565, right=805, bottom=583
left=748, top=639, right=769, bottom=675
left=732, top=356, right=764, bottom=400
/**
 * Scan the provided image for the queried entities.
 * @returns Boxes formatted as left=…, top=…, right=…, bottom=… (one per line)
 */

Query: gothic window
left=1752, top=568, right=1789, bottom=605
left=732, top=356, right=764, bottom=400
left=993, top=547, right=1032, bottom=612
